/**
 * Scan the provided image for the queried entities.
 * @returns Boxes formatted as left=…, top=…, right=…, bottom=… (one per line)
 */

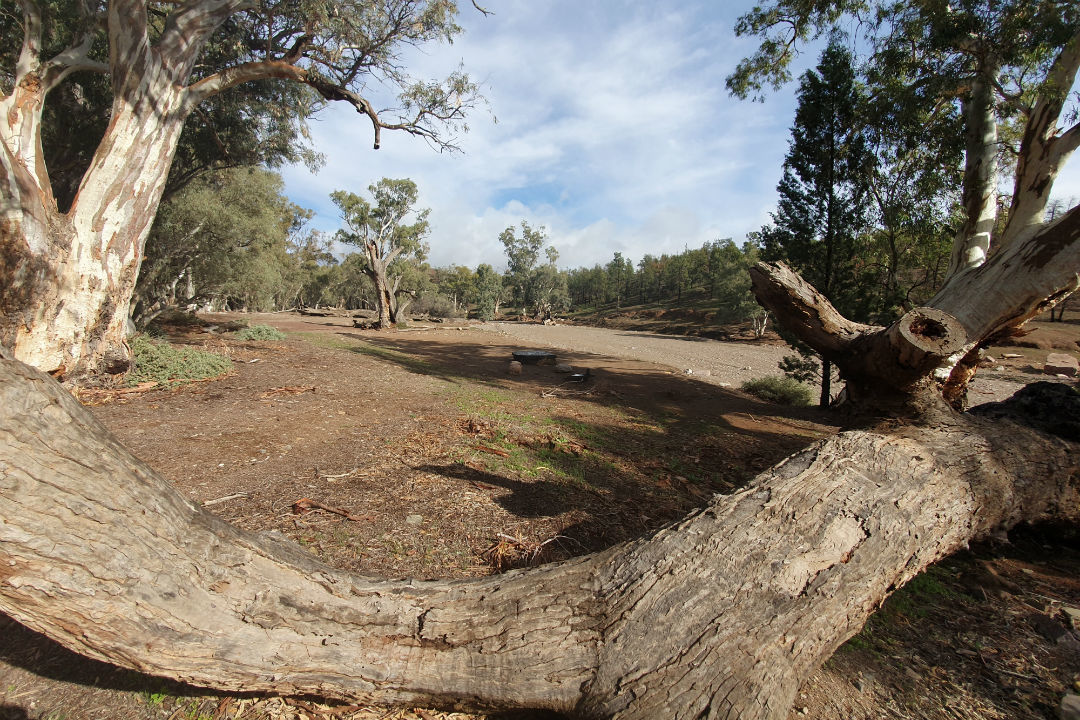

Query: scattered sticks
left=260, top=385, right=316, bottom=398
left=291, top=497, right=372, bottom=522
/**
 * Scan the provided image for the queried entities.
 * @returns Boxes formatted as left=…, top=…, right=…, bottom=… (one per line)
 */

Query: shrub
left=127, top=335, right=233, bottom=386
left=234, top=324, right=286, bottom=340
left=740, top=376, right=813, bottom=406
left=154, top=308, right=206, bottom=326
left=411, top=293, right=464, bottom=319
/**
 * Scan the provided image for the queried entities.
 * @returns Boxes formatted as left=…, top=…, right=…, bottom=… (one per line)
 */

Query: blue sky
left=279, top=1, right=1080, bottom=271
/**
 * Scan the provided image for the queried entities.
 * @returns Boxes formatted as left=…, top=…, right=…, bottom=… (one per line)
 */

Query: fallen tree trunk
left=1, top=355, right=1078, bottom=719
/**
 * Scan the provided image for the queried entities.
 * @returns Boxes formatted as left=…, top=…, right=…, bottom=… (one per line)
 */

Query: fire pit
left=512, top=350, right=557, bottom=365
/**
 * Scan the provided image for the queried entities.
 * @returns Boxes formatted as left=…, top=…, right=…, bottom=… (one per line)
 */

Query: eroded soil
left=1, top=312, right=1078, bottom=720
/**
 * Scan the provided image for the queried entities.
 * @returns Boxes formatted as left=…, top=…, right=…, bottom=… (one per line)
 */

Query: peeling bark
left=2, top=356, right=1078, bottom=719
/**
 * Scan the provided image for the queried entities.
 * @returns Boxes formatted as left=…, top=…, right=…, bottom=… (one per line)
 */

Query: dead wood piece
left=319, top=468, right=360, bottom=480
left=473, top=444, right=510, bottom=457
left=291, top=497, right=372, bottom=523
left=260, top=385, right=316, bottom=398
left=78, top=381, right=160, bottom=397
left=202, top=492, right=249, bottom=507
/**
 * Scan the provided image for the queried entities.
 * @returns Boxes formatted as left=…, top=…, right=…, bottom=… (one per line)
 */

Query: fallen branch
left=318, top=468, right=360, bottom=480
left=291, top=497, right=372, bottom=522
left=202, top=492, right=249, bottom=507
left=472, top=444, right=510, bottom=457
left=77, top=381, right=160, bottom=397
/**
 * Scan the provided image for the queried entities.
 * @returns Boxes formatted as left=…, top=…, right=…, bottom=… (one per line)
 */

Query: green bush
left=740, top=376, right=813, bottom=406
left=234, top=324, right=286, bottom=340
left=127, top=335, right=233, bottom=386
left=411, top=293, right=464, bottom=319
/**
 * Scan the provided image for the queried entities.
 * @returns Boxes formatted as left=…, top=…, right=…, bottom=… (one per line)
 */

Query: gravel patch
left=477, top=322, right=1036, bottom=404
left=476, top=322, right=793, bottom=388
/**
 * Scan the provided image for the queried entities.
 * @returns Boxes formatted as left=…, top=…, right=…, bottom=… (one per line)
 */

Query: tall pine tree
left=760, top=39, right=873, bottom=406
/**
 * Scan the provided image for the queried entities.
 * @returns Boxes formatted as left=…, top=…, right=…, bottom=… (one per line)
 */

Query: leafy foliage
left=501, top=222, right=569, bottom=317
left=234, top=325, right=287, bottom=341
left=134, top=168, right=310, bottom=325
left=740, top=376, right=814, bottom=406
left=127, top=336, right=233, bottom=387
left=472, top=263, right=504, bottom=320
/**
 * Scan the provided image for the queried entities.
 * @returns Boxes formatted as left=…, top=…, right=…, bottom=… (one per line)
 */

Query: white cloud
left=280, top=2, right=814, bottom=271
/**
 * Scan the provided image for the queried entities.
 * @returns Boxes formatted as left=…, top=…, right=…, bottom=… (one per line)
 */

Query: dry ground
left=1, top=311, right=1078, bottom=720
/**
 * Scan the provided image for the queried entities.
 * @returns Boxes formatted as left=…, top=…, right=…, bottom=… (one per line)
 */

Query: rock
left=1045, top=353, right=1079, bottom=377
left=1061, top=693, right=1080, bottom=720
left=508, top=361, right=523, bottom=376
left=554, top=363, right=574, bottom=373
left=405, top=514, right=423, bottom=526
left=995, top=366, right=1005, bottom=372
left=1064, top=606, right=1080, bottom=631
left=1002, top=352, right=1023, bottom=359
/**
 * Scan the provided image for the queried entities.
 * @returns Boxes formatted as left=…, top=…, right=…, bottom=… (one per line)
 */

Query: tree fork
left=2, top=356, right=1079, bottom=719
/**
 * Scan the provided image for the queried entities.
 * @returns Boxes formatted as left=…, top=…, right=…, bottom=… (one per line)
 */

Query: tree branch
left=999, top=29, right=1080, bottom=246
left=749, top=261, right=968, bottom=400
left=13, top=0, right=44, bottom=83
left=156, top=0, right=252, bottom=76
left=40, top=33, right=109, bottom=93
left=185, top=62, right=387, bottom=149
left=1, top=355, right=1078, bottom=719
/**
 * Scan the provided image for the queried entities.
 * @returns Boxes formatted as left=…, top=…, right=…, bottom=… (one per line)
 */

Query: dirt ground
left=1, top=312, right=1078, bottom=720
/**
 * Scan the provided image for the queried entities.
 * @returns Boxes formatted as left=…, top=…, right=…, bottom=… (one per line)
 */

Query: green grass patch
left=127, top=335, right=232, bottom=386
left=233, top=324, right=286, bottom=340
left=740, top=376, right=813, bottom=406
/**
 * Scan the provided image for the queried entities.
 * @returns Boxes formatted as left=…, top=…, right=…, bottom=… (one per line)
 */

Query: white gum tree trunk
left=0, top=0, right=240, bottom=376
left=946, top=69, right=999, bottom=278
left=1, top=354, right=1077, bottom=720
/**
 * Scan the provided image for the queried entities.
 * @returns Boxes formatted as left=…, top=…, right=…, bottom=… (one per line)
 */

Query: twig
left=319, top=467, right=360, bottom=480
left=540, top=387, right=596, bottom=398
left=260, top=385, right=316, bottom=398
left=202, top=492, right=249, bottom=507
left=292, top=497, right=371, bottom=522
left=473, top=444, right=510, bottom=457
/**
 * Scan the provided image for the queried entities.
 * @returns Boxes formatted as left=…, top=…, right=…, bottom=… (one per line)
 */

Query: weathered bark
left=999, top=29, right=1080, bottom=248
left=752, top=202, right=1080, bottom=410
left=2, top=355, right=1078, bottom=720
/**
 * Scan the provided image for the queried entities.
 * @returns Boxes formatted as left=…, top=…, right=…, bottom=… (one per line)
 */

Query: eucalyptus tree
left=471, top=262, right=503, bottom=320
left=0, top=0, right=477, bottom=377
left=730, top=0, right=1080, bottom=406
left=500, top=220, right=567, bottom=316
left=331, top=178, right=431, bottom=328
